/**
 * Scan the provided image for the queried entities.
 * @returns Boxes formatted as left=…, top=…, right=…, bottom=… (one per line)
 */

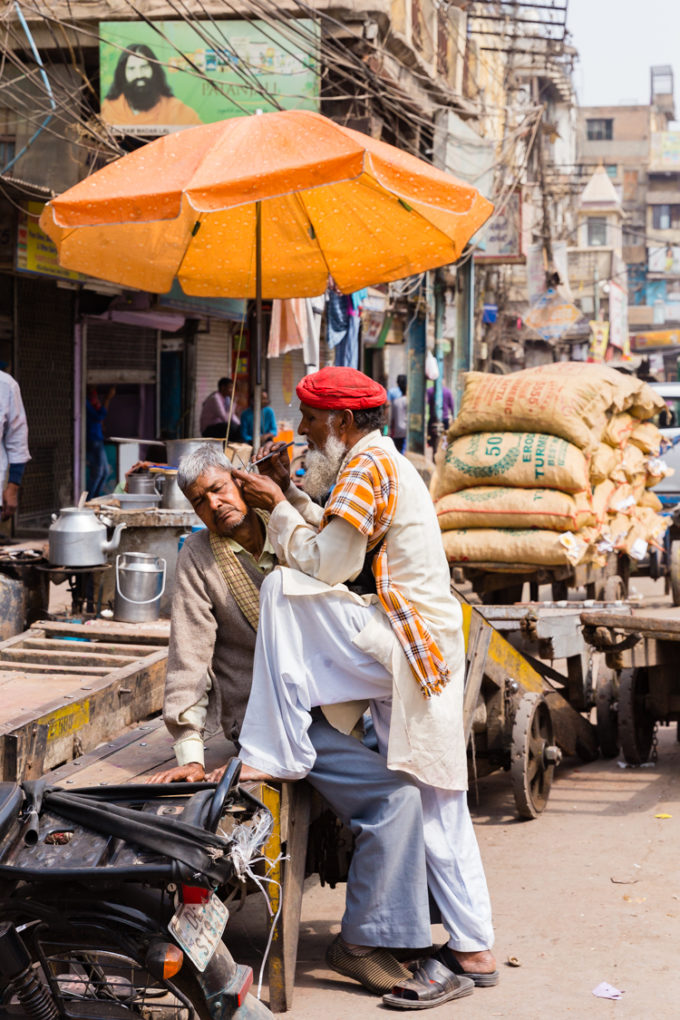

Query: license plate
left=168, top=893, right=229, bottom=972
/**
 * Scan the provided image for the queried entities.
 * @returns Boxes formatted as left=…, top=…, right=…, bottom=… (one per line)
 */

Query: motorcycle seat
left=0, top=783, right=23, bottom=843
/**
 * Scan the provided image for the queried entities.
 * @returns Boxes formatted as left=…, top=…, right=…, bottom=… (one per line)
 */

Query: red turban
left=296, top=367, right=387, bottom=410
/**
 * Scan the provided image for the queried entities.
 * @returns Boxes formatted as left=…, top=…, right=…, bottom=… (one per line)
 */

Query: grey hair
left=177, top=445, right=232, bottom=495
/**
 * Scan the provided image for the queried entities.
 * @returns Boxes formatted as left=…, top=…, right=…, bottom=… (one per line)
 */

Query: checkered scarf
left=209, top=510, right=270, bottom=631
left=321, top=447, right=450, bottom=698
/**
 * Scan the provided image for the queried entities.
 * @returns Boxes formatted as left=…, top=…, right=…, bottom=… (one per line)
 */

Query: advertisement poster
left=588, top=321, right=610, bottom=362
left=608, top=281, right=629, bottom=353
left=475, top=191, right=522, bottom=263
left=524, top=288, right=582, bottom=340
left=16, top=202, right=85, bottom=281
left=99, top=20, right=320, bottom=135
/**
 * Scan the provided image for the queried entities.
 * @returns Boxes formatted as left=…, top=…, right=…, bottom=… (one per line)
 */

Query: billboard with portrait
left=99, top=20, right=320, bottom=135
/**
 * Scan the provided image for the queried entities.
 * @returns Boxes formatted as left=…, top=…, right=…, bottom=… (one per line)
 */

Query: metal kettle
left=48, top=507, right=126, bottom=567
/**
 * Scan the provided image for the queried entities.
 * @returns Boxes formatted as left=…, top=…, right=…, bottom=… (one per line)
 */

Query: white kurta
left=0, top=371, right=30, bottom=483
left=264, top=431, right=468, bottom=791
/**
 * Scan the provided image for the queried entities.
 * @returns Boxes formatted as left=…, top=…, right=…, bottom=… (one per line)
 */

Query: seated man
left=239, top=390, right=277, bottom=445
left=227, top=367, right=497, bottom=1009
left=147, top=444, right=437, bottom=996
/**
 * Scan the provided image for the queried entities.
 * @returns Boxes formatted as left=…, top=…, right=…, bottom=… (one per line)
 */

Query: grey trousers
left=307, top=712, right=432, bottom=948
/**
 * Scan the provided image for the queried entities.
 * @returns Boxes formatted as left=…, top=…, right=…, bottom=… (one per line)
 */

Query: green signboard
left=99, top=19, right=320, bottom=135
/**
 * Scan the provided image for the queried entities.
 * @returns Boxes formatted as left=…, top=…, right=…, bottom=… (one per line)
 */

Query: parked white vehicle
left=650, top=382, right=680, bottom=507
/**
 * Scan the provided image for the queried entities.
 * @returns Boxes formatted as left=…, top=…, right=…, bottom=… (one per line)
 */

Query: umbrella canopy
left=39, top=110, right=492, bottom=299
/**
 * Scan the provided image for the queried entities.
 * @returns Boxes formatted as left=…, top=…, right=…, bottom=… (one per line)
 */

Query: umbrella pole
left=252, top=200, right=263, bottom=455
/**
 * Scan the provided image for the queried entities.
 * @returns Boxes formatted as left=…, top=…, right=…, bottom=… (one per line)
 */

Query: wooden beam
left=35, top=620, right=170, bottom=645
left=0, top=648, right=135, bottom=668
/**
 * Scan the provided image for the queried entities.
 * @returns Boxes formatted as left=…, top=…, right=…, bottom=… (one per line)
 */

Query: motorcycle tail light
left=236, top=965, right=253, bottom=1007
left=181, top=884, right=210, bottom=904
left=145, top=941, right=184, bottom=979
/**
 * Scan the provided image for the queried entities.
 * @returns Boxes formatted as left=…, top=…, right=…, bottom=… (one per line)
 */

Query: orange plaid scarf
left=321, top=446, right=450, bottom=698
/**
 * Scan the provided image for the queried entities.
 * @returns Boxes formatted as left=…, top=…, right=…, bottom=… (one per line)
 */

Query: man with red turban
left=229, top=366, right=497, bottom=1009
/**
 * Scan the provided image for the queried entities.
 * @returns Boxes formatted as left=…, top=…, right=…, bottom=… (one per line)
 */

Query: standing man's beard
left=303, top=434, right=347, bottom=500
left=123, top=78, right=163, bottom=113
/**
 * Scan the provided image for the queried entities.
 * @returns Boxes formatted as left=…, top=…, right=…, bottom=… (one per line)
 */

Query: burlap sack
left=645, top=458, right=674, bottom=488
left=534, top=363, right=664, bottom=420
left=432, top=432, right=590, bottom=499
left=435, top=487, right=594, bottom=533
left=621, top=443, right=646, bottom=482
left=589, top=443, right=621, bottom=484
left=592, top=480, right=616, bottom=522
left=630, top=421, right=662, bottom=456
left=449, top=369, right=610, bottom=451
left=602, top=413, right=634, bottom=448
left=638, top=489, right=663, bottom=512
left=441, top=527, right=590, bottom=566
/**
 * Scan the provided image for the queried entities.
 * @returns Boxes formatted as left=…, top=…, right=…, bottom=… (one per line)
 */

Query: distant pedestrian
left=239, top=390, right=277, bottom=444
left=427, top=383, right=454, bottom=450
left=200, top=377, right=241, bottom=440
left=86, top=386, right=115, bottom=499
left=389, top=374, right=408, bottom=453
left=0, top=369, right=30, bottom=520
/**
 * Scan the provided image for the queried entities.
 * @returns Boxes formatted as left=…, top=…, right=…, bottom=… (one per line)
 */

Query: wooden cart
left=459, top=602, right=597, bottom=819
left=581, top=610, right=680, bottom=765
left=452, top=551, right=630, bottom=605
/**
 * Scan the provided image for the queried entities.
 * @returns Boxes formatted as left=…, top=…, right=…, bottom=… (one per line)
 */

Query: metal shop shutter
left=193, top=320, right=233, bottom=435
left=16, top=276, right=74, bottom=528
left=86, top=320, right=158, bottom=384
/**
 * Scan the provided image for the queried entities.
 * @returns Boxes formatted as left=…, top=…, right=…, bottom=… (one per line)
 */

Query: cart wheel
left=510, top=692, right=560, bottom=819
left=595, top=673, right=619, bottom=758
left=670, top=541, right=680, bottom=607
left=618, top=668, right=655, bottom=765
left=602, top=575, right=625, bottom=602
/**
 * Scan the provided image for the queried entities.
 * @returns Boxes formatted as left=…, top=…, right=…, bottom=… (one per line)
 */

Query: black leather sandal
left=382, top=956, right=475, bottom=1010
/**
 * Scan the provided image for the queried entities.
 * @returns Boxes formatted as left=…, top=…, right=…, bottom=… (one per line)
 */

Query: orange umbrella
left=40, top=109, right=492, bottom=299
left=40, top=110, right=492, bottom=448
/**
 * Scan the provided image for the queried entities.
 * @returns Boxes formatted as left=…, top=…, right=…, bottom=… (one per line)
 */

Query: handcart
left=452, top=550, right=630, bottom=606
left=581, top=610, right=680, bottom=765
left=459, top=601, right=597, bottom=819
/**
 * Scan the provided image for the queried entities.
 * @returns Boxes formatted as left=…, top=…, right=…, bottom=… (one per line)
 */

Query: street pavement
left=227, top=577, right=680, bottom=1018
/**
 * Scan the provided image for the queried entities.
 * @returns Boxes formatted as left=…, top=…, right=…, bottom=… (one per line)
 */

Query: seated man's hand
left=232, top=468, right=287, bottom=511
left=145, top=762, right=206, bottom=784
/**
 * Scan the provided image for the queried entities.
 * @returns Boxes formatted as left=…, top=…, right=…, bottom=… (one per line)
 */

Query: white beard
left=303, top=434, right=347, bottom=500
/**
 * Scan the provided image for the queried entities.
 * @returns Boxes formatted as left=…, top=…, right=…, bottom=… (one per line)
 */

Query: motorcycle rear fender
left=197, top=943, right=274, bottom=1019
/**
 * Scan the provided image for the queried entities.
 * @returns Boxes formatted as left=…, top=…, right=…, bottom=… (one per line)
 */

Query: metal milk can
left=48, top=507, right=126, bottom=567
left=114, top=552, right=166, bottom=623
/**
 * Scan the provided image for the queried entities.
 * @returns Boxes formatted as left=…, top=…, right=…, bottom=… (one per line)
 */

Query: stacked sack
left=589, top=413, right=671, bottom=564
left=433, top=363, right=669, bottom=568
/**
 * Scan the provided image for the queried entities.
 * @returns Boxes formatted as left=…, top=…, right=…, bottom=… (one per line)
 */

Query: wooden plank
left=22, top=638, right=157, bottom=657
left=462, top=609, right=492, bottom=746
left=581, top=611, right=680, bottom=636
left=280, top=782, right=311, bottom=1011
left=0, top=663, right=111, bottom=676
left=0, top=648, right=136, bottom=668
left=35, top=620, right=169, bottom=645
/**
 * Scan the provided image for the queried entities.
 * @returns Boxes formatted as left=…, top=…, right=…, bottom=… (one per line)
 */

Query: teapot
left=48, top=507, right=126, bottom=567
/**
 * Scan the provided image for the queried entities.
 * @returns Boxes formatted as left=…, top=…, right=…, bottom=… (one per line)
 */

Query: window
left=586, top=118, right=613, bottom=141
left=605, top=164, right=617, bottom=178
left=0, top=137, right=15, bottom=167
left=652, top=205, right=680, bottom=230
left=587, top=217, right=608, bottom=246
left=623, top=226, right=640, bottom=247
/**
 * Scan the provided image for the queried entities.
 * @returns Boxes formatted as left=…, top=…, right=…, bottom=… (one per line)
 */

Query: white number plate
left=168, top=893, right=229, bottom=972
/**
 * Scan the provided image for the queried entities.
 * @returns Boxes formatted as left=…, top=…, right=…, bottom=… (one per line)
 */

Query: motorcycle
left=0, top=760, right=275, bottom=1019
